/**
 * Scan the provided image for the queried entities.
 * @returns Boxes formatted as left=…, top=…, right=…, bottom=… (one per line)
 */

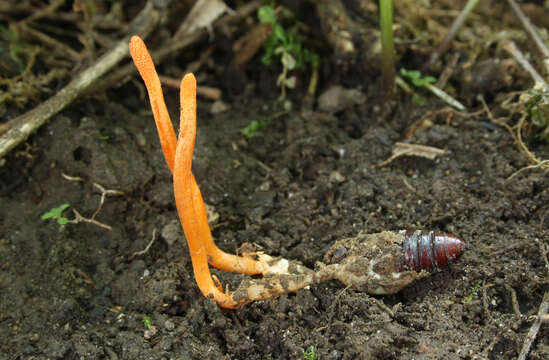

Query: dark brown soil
left=1, top=2, right=548, bottom=360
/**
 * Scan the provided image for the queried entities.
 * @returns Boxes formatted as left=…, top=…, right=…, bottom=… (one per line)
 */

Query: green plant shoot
left=257, top=3, right=319, bottom=98
left=243, top=118, right=272, bottom=138
left=303, top=346, right=317, bottom=360
left=462, top=280, right=481, bottom=304
left=142, top=316, right=152, bottom=329
left=379, top=0, right=395, bottom=95
left=41, top=204, right=71, bottom=225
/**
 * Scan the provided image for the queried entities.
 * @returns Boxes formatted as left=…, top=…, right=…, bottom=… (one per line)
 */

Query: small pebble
left=164, top=319, right=175, bottom=331
left=210, top=100, right=230, bottom=114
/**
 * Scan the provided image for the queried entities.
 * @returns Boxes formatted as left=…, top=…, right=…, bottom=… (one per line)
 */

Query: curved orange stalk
left=129, top=36, right=264, bottom=281
left=174, top=74, right=241, bottom=308
left=129, top=36, right=177, bottom=172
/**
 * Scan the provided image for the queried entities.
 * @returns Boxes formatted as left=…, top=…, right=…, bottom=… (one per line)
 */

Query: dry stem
left=517, top=292, right=549, bottom=360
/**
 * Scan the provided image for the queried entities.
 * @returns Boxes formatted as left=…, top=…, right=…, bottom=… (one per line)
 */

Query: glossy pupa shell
left=399, top=230, right=465, bottom=271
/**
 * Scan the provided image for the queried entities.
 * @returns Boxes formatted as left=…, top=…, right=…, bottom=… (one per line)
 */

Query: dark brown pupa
left=399, top=230, right=465, bottom=271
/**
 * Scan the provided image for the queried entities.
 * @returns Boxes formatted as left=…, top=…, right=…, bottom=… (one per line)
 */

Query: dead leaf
left=175, top=0, right=233, bottom=39
left=233, top=23, right=272, bottom=68
left=376, top=142, right=447, bottom=167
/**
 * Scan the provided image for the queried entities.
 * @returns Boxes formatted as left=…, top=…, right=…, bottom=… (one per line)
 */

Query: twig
left=506, top=0, right=549, bottom=73
left=422, top=82, right=466, bottom=111
left=515, top=112, right=547, bottom=169
left=61, top=173, right=84, bottom=182
left=19, top=0, right=65, bottom=25
left=478, top=94, right=515, bottom=136
left=66, top=182, right=124, bottom=231
left=129, top=229, right=158, bottom=260
left=541, top=210, right=549, bottom=232
left=401, top=176, right=416, bottom=192
left=323, top=285, right=352, bottom=336
left=436, top=52, right=460, bottom=89
left=482, top=280, right=493, bottom=322
left=16, top=23, right=81, bottom=61
left=517, top=292, right=549, bottom=360
left=423, top=0, right=480, bottom=70
left=92, top=183, right=124, bottom=219
left=538, top=238, right=549, bottom=275
left=376, top=142, right=447, bottom=168
left=396, top=75, right=466, bottom=111
left=0, top=1, right=160, bottom=159
left=502, top=40, right=549, bottom=92
left=481, top=333, right=501, bottom=358
left=158, top=75, right=221, bottom=100
left=372, top=297, right=394, bottom=318
left=504, top=284, right=522, bottom=318
left=70, top=208, right=112, bottom=230
left=505, top=160, right=549, bottom=183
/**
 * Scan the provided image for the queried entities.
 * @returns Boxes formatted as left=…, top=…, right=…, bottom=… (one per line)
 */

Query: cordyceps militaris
left=129, top=35, right=466, bottom=308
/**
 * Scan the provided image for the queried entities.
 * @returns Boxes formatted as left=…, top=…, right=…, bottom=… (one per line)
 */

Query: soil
left=1, top=3, right=549, bottom=360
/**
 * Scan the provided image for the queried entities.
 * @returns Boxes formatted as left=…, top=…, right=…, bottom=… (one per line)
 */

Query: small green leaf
left=423, top=76, right=436, bottom=84
left=42, top=204, right=70, bottom=222
left=258, top=5, right=276, bottom=25
left=41, top=211, right=56, bottom=220
left=143, top=316, right=152, bottom=329
left=243, top=118, right=271, bottom=138
left=57, top=217, right=69, bottom=225
left=273, top=24, right=286, bottom=44
left=412, top=94, right=426, bottom=106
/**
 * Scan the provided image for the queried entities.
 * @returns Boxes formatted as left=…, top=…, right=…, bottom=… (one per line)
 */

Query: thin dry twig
left=502, top=40, right=549, bottom=92
left=61, top=173, right=85, bottom=182
left=70, top=208, right=112, bottom=230
left=481, top=334, right=501, bottom=359
left=0, top=1, right=160, bottom=159
left=61, top=176, right=124, bottom=231
left=482, top=280, right=493, bottom=322
left=16, top=23, right=81, bottom=61
left=376, top=142, right=447, bottom=167
left=19, top=0, right=65, bottom=25
left=506, top=0, right=549, bottom=70
left=435, top=52, right=460, bottom=89
left=478, top=94, right=515, bottom=136
left=538, top=238, right=549, bottom=275
left=91, top=183, right=124, bottom=219
left=423, top=0, right=480, bottom=70
left=480, top=93, right=549, bottom=174
left=506, top=160, right=549, bottom=183
left=505, top=284, right=522, bottom=318
left=517, top=292, right=549, bottom=360
left=129, top=228, right=158, bottom=260
left=158, top=75, right=221, bottom=100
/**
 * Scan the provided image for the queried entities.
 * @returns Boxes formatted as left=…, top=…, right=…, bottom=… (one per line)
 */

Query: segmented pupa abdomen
left=399, top=230, right=465, bottom=271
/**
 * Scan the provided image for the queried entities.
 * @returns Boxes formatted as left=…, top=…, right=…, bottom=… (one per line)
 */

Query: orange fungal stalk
left=129, top=36, right=267, bottom=307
